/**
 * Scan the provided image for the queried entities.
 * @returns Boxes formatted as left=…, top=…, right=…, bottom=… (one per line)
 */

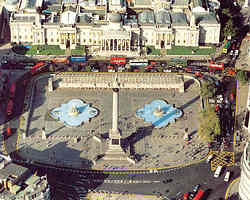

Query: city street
left=28, top=161, right=240, bottom=200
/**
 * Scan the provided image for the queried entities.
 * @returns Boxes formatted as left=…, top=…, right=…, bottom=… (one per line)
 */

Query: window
left=57, top=38, right=59, bottom=42
left=31, top=36, right=33, bottom=39
left=14, top=36, right=16, bottom=39
left=38, top=40, right=40, bottom=43
left=83, top=39, right=86, bottom=43
left=89, top=39, right=92, bottom=43
left=51, top=38, right=54, bottom=42
left=19, top=35, right=22, bottom=39
left=183, top=40, right=186, bottom=43
left=177, top=40, right=180, bottom=43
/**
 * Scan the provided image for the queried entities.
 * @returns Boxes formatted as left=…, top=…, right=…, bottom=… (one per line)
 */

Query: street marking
left=210, top=151, right=234, bottom=171
left=224, top=176, right=240, bottom=200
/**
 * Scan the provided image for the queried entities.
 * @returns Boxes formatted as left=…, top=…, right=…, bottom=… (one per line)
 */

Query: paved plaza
left=17, top=77, right=209, bottom=169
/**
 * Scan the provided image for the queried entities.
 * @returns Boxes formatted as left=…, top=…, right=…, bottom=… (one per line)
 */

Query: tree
left=200, top=81, right=216, bottom=98
left=198, top=106, right=221, bottom=142
left=223, top=18, right=237, bottom=38
left=236, top=70, right=248, bottom=84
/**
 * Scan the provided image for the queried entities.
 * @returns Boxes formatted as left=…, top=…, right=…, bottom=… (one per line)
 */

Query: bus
left=167, top=58, right=187, bottom=67
left=222, top=41, right=231, bottom=54
left=208, top=61, right=224, bottom=71
left=30, top=62, right=48, bottom=75
left=9, top=82, right=16, bottom=98
left=70, top=56, right=87, bottom=63
left=129, top=59, right=148, bottom=67
left=192, top=189, right=205, bottom=200
left=110, top=56, right=126, bottom=65
left=52, top=58, right=69, bottom=63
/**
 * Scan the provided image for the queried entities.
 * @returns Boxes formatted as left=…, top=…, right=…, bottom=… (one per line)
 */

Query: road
left=20, top=161, right=239, bottom=200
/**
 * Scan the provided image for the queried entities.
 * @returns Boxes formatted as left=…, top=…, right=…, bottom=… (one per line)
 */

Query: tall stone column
left=112, top=88, right=119, bottom=131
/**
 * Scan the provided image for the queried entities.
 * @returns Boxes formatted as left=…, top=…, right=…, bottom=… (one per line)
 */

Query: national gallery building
left=8, top=0, right=221, bottom=56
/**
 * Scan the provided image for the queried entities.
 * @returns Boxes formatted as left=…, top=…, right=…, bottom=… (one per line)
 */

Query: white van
left=206, top=154, right=214, bottom=163
left=214, top=166, right=223, bottom=178
left=224, top=171, right=231, bottom=182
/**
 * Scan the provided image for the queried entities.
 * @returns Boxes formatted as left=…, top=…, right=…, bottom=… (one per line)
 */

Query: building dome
left=108, top=13, right=121, bottom=23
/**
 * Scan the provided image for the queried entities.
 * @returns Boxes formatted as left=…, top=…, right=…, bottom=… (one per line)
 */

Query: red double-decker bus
left=193, top=189, right=205, bottom=200
left=209, top=61, right=224, bottom=70
left=110, top=56, right=126, bottom=65
left=30, top=62, right=48, bottom=75
left=9, top=82, right=16, bottom=98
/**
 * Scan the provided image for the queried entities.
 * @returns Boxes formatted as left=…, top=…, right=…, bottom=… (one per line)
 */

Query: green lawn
left=26, top=45, right=65, bottom=55
left=146, top=46, right=161, bottom=55
left=166, top=46, right=216, bottom=55
left=71, top=45, right=86, bottom=55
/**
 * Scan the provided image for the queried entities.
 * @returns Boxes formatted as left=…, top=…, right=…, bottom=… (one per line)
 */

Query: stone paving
left=17, top=76, right=209, bottom=169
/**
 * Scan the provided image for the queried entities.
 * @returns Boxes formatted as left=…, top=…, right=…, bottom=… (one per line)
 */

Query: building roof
left=0, top=162, right=29, bottom=180
left=63, top=0, right=78, bottom=4
left=171, top=0, right=189, bottom=7
left=138, top=10, right=155, bottom=25
left=25, top=0, right=36, bottom=9
left=109, top=13, right=121, bottom=23
left=78, top=14, right=92, bottom=24
left=193, top=0, right=203, bottom=8
left=155, top=10, right=171, bottom=25
left=5, top=0, right=19, bottom=5
left=194, top=13, right=219, bottom=25
left=135, top=0, right=151, bottom=5
left=63, top=6, right=77, bottom=12
left=44, top=0, right=61, bottom=6
left=170, top=12, right=188, bottom=26
left=13, top=14, right=36, bottom=22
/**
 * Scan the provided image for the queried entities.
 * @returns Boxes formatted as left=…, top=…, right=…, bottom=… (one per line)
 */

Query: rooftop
left=12, top=14, right=36, bottom=22
left=194, top=13, right=219, bottom=24
left=155, top=10, right=171, bottom=25
left=138, top=10, right=155, bottom=25
left=135, top=0, right=151, bottom=5
left=172, top=0, right=189, bottom=7
left=170, top=12, right=188, bottom=26
left=0, top=162, right=29, bottom=181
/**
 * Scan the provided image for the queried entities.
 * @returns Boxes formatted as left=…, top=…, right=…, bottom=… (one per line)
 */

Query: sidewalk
left=225, top=177, right=240, bottom=200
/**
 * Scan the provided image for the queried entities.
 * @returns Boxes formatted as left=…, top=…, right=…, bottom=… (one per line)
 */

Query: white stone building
left=239, top=142, right=250, bottom=200
left=9, top=0, right=221, bottom=56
